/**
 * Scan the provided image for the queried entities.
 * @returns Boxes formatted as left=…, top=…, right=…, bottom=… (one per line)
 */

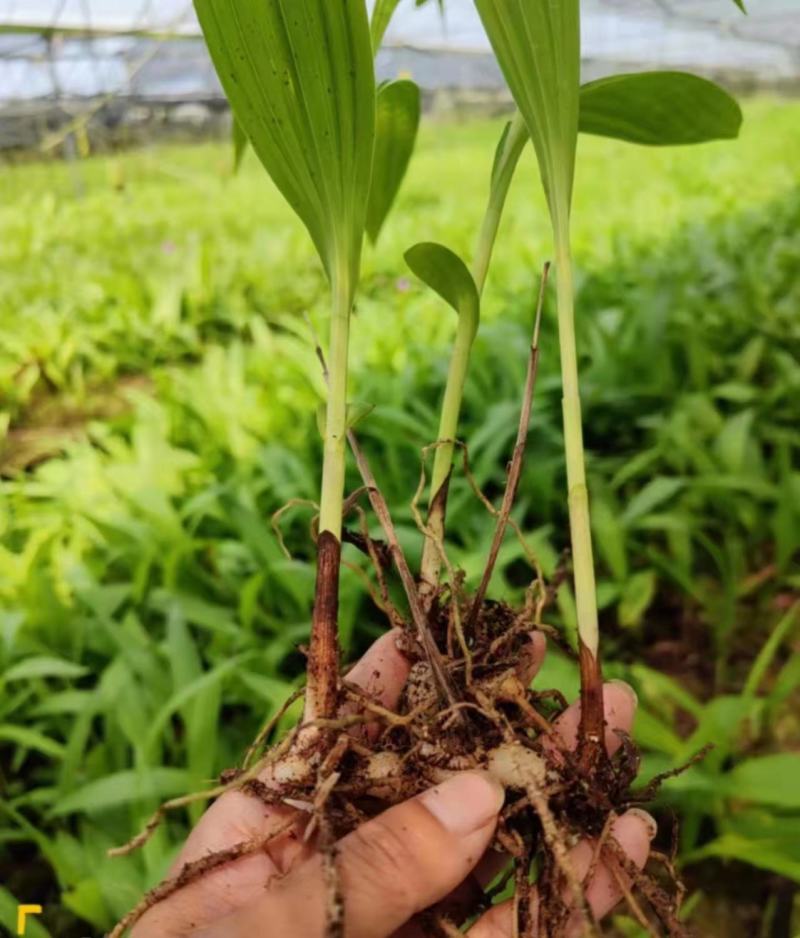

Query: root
left=410, top=453, right=473, bottom=683
left=243, top=686, right=305, bottom=770
left=108, top=783, right=236, bottom=858
left=609, top=860, right=659, bottom=937
left=603, top=838, right=690, bottom=938
left=271, top=498, right=319, bottom=560
left=525, top=783, right=599, bottom=938
left=466, top=263, right=549, bottom=634
left=109, top=819, right=298, bottom=938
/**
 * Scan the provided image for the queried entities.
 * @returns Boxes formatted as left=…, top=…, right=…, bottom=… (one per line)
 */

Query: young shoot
left=196, top=0, right=376, bottom=721
left=475, top=0, right=742, bottom=766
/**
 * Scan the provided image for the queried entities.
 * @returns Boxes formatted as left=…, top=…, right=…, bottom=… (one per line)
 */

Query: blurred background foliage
left=0, top=99, right=799, bottom=936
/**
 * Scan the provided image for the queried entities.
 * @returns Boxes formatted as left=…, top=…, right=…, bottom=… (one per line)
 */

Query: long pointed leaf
left=579, top=72, right=743, bottom=146
left=195, top=0, right=376, bottom=283
left=474, top=0, right=580, bottom=230
left=231, top=115, right=248, bottom=173
left=371, top=0, right=403, bottom=50
left=367, top=79, right=421, bottom=242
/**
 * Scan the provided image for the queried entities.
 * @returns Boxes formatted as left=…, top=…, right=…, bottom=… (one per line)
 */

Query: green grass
left=0, top=99, right=799, bottom=936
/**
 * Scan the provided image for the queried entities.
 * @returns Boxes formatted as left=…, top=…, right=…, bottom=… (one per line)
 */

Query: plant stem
left=419, top=113, right=529, bottom=596
left=307, top=269, right=353, bottom=722
left=419, top=312, right=475, bottom=594
left=308, top=324, right=459, bottom=706
left=553, top=229, right=605, bottom=765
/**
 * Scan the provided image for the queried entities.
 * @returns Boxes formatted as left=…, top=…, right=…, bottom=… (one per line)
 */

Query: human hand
left=132, top=631, right=653, bottom=937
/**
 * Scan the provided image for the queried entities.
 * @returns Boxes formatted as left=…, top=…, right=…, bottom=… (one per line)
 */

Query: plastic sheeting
left=0, top=0, right=798, bottom=103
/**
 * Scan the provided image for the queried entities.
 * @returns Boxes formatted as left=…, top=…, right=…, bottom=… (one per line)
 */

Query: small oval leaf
left=579, top=72, right=743, bottom=146
left=316, top=401, right=375, bottom=437
left=367, top=79, right=421, bottom=243
left=404, top=242, right=479, bottom=336
left=346, top=401, right=376, bottom=430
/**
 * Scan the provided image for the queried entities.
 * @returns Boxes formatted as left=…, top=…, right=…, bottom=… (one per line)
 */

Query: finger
left=545, top=680, right=638, bottom=758
left=345, top=628, right=411, bottom=709
left=208, top=772, right=505, bottom=938
left=517, top=630, right=547, bottom=685
left=567, top=808, right=656, bottom=927
left=467, top=808, right=656, bottom=938
left=343, top=629, right=412, bottom=741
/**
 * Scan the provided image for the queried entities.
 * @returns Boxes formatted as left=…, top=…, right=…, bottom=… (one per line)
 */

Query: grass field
left=1, top=99, right=799, bottom=936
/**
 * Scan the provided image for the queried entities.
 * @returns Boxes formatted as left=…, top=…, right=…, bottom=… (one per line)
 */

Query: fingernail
left=627, top=808, right=658, bottom=841
left=419, top=772, right=505, bottom=836
left=608, top=679, right=638, bottom=707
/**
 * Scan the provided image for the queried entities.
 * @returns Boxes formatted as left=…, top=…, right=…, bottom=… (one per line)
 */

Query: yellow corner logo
left=17, top=905, right=43, bottom=935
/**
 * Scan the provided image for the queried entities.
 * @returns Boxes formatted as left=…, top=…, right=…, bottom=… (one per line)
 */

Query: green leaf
left=316, top=401, right=375, bottom=437
left=579, top=72, right=743, bottom=146
left=622, top=477, right=685, bottom=526
left=144, top=654, right=251, bottom=752
left=743, top=603, right=799, bottom=700
left=3, top=656, right=88, bottom=682
left=231, top=116, right=248, bottom=173
left=0, top=886, right=52, bottom=938
left=404, top=242, right=480, bottom=340
left=634, top=707, right=683, bottom=757
left=474, top=0, right=579, bottom=227
left=371, top=0, right=402, bottom=51
left=715, top=409, right=755, bottom=473
left=52, top=768, right=192, bottom=816
left=0, top=724, right=65, bottom=759
left=689, top=832, right=800, bottom=882
left=726, top=754, right=800, bottom=808
left=195, top=0, right=376, bottom=285
left=346, top=400, right=376, bottom=429
left=591, top=494, right=628, bottom=581
left=367, top=80, right=421, bottom=243
left=618, top=569, right=657, bottom=629
left=629, top=663, right=703, bottom=719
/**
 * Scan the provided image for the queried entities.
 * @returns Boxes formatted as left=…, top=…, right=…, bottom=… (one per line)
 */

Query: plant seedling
left=109, top=1, right=745, bottom=935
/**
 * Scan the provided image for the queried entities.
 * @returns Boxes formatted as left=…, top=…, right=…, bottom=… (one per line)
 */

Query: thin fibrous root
left=322, top=844, right=345, bottom=938
left=109, top=819, right=298, bottom=938
left=456, top=440, right=544, bottom=592
left=271, top=498, right=320, bottom=560
left=525, top=783, right=600, bottom=938
left=108, top=782, right=235, bottom=858
left=410, top=450, right=473, bottom=682
left=466, top=263, right=549, bottom=634
left=609, top=859, right=660, bottom=937
left=243, top=686, right=305, bottom=770
left=603, top=838, right=690, bottom=938
left=111, top=711, right=307, bottom=858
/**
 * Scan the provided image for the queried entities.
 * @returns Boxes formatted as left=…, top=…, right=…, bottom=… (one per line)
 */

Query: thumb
left=211, top=772, right=504, bottom=938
